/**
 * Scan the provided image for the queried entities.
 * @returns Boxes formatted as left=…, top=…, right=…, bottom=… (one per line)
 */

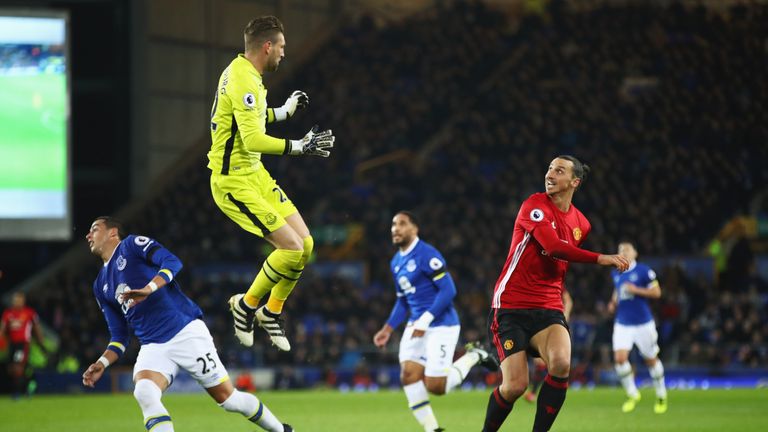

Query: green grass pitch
left=0, top=73, right=66, bottom=189
left=1, top=388, right=767, bottom=431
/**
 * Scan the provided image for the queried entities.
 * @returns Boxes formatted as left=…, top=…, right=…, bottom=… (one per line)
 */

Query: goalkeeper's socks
left=244, top=249, right=303, bottom=308
left=532, top=375, right=568, bottom=432
left=483, top=387, right=513, bottom=432
left=266, top=236, right=313, bottom=313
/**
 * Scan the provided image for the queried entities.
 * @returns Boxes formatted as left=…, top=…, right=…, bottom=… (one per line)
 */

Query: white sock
left=648, top=360, right=667, bottom=399
left=220, top=390, right=284, bottom=432
left=615, top=362, right=638, bottom=398
left=134, top=379, right=174, bottom=432
left=446, top=351, right=481, bottom=392
left=403, top=381, right=439, bottom=432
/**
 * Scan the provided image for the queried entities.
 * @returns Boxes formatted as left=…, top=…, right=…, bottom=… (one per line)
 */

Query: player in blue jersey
left=608, top=241, right=668, bottom=414
left=373, top=211, right=498, bottom=432
left=81, top=216, right=293, bottom=432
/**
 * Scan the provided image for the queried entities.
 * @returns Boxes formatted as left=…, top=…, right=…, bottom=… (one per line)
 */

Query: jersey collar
left=399, top=237, right=420, bottom=256
left=103, top=240, right=122, bottom=267
left=627, top=260, right=637, bottom=272
left=236, top=54, right=262, bottom=80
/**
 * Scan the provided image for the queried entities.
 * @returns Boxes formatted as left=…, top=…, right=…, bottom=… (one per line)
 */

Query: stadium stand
left=10, top=0, right=768, bottom=388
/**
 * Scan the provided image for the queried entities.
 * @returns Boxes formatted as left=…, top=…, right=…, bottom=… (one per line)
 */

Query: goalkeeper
left=207, top=16, right=334, bottom=352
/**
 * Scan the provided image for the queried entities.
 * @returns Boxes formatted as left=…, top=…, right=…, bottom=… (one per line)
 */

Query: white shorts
left=134, top=319, right=229, bottom=388
left=612, top=321, right=660, bottom=359
left=399, top=324, right=460, bottom=377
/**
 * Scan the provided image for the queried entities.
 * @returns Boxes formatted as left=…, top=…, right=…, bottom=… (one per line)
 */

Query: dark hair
left=618, top=239, right=635, bottom=248
left=244, top=16, right=284, bottom=50
left=94, top=215, right=125, bottom=239
left=396, top=210, right=419, bottom=227
left=556, top=154, right=590, bottom=187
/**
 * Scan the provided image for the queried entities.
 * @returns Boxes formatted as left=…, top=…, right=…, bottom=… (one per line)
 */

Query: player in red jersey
left=482, top=156, right=629, bottom=432
left=0, top=292, right=47, bottom=398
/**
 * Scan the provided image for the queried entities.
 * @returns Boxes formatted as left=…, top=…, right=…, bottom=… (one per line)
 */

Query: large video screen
left=0, top=11, right=70, bottom=240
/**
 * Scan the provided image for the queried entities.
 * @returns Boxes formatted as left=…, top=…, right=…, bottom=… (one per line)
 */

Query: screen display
left=0, top=11, right=70, bottom=240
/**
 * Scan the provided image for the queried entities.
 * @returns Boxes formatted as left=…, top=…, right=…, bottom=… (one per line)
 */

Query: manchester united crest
left=572, top=227, right=582, bottom=241
left=504, top=340, right=514, bottom=351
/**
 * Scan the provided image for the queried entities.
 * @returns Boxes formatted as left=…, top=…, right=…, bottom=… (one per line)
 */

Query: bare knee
left=283, top=234, right=304, bottom=251
left=614, top=351, right=629, bottom=364
left=268, top=228, right=304, bottom=251
left=644, top=357, right=658, bottom=368
left=401, top=368, right=423, bottom=386
left=499, top=376, right=528, bottom=402
left=547, top=355, right=571, bottom=377
left=425, top=378, right=447, bottom=395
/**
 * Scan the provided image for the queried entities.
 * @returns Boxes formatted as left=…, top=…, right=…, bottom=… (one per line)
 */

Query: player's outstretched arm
left=268, top=90, right=309, bottom=123
left=285, top=125, right=335, bottom=157
left=532, top=224, right=600, bottom=263
left=597, top=254, right=630, bottom=272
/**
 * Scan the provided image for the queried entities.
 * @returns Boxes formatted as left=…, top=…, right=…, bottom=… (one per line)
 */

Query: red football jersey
left=1, top=306, right=38, bottom=344
left=492, top=193, right=591, bottom=310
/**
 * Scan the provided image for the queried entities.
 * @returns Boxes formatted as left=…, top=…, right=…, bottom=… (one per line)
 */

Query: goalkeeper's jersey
left=91, top=235, right=202, bottom=349
left=207, top=54, right=286, bottom=175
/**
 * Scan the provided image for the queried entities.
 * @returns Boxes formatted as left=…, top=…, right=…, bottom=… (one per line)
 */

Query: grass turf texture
left=0, top=73, right=66, bottom=189
left=1, top=388, right=767, bottom=431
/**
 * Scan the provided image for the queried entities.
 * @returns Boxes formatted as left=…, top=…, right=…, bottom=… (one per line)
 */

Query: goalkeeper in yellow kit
left=207, top=15, right=334, bottom=351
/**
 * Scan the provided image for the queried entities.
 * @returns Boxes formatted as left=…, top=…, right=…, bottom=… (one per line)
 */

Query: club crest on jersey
left=572, top=227, right=582, bottom=241
left=115, top=283, right=130, bottom=304
left=265, top=213, right=277, bottom=225
left=504, top=340, right=514, bottom=351
left=530, top=209, right=544, bottom=222
left=406, top=259, right=417, bottom=272
left=116, top=255, right=127, bottom=271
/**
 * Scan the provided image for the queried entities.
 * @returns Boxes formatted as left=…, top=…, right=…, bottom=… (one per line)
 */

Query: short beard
left=265, top=59, right=279, bottom=72
left=393, top=236, right=411, bottom=248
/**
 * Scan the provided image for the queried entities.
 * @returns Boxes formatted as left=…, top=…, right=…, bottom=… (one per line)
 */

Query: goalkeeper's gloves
left=273, top=90, right=309, bottom=121
left=286, top=125, right=335, bottom=157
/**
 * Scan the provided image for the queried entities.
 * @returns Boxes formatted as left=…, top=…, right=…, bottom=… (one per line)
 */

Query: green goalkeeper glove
left=287, top=125, right=334, bottom=157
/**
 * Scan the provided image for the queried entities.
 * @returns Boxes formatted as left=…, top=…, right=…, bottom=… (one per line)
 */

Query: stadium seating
left=22, top=1, right=768, bottom=383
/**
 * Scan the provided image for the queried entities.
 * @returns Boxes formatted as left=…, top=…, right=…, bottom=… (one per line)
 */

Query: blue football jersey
left=612, top=261, right=656, bottom=325
left=390, top=238, right=460, bottom=327
left=92, top=235, right=202, bottom=348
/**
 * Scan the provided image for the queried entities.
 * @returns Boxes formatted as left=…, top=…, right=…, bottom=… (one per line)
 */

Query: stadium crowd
left=8, top=1, right=768, bottom=387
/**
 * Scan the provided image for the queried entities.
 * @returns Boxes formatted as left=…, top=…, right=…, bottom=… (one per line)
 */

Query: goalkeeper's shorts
left=210, top=167, right=297, bottom=238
